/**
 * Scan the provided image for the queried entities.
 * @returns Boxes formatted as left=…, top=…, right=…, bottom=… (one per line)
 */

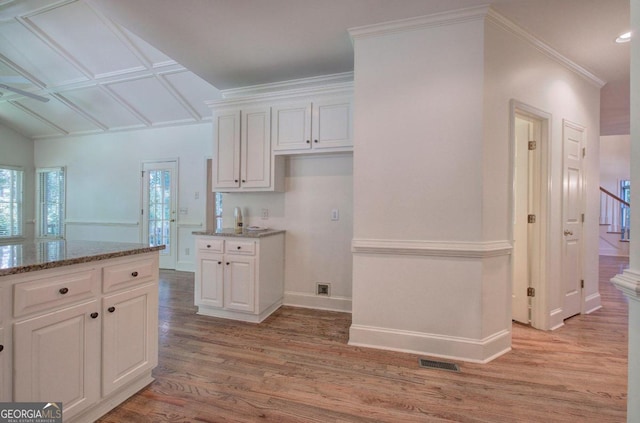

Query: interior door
left=512, top=116, right=533, bottom=324
left=562, top=121, right=584, bottom=319
left=142, top=160, right=178, bottom=269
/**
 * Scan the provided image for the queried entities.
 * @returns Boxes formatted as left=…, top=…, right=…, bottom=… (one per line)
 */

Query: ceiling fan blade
left=0, top=83, right=50, bottom=102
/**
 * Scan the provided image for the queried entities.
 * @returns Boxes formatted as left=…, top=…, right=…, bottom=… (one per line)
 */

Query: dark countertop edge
left=0, top=245, right=165, bottom=278
left=192, top=229, right=286, bottom=238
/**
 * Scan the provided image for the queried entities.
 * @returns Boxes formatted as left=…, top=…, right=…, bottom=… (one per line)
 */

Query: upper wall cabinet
left=212, top=107, right=285, bottom=192
left=272, top=96, right=353, bottom=153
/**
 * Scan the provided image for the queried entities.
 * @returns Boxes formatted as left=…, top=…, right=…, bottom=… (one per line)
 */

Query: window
left=36, top=167, right=65, bottom=238
left=0, top=166, right=24, bottom=238
left=215, top=192, right=223, bottom=230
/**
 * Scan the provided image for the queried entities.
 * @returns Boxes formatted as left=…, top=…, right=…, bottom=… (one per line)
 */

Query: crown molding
left=486, top=9, right=606, bottom=88
left=218, top=72, right=354, bottom=99
left=351, top=239, right=512, bottom=258
left=348, top=4, right=490, bottom=41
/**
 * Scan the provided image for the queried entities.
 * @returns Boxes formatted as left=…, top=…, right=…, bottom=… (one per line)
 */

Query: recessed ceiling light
left=616, top=31, right=631, bottom=43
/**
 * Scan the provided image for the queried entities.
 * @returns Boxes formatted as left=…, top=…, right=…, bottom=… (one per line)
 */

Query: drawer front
left=14, top=269, right=99, bottom=318
left=103, top=256, right=157, bottom=293
left=196, top=238, right=224, bottom=253
left=225, top=240, right=256, bottom=255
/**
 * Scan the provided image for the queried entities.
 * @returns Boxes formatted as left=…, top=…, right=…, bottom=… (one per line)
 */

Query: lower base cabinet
left=195, top=233, right=284, bottom=323
left=2, top=252, right=160, bottom=422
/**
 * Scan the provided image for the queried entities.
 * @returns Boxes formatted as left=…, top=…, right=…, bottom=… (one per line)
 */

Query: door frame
left=140, top=159, right=179, bottom=269
left=509, top=100, right=552, bottom=330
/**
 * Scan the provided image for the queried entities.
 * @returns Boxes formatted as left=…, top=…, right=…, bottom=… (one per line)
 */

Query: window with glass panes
left=37, top=167, right=65, bottom=238
left=0, top=167, right=24, bottom=238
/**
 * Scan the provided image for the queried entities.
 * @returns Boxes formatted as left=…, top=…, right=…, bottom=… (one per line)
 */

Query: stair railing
left=600, top=186, right=630, bottom=240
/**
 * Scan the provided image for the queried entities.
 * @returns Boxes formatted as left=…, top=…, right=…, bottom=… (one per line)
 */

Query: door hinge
left=141, top=170, right=145, bottom=178
left=528, top=140, right=537, bottom=150
left=581, top=279, right=584, bottom=289
left=527, top=287, right=536, bottom=297
left=581, top=213, right=585, bottom=223
left=528, top=214, right=536, bottom=224
left=582, top=147, right=586, bottom=157
left=141, top=209, right=144, bottom=215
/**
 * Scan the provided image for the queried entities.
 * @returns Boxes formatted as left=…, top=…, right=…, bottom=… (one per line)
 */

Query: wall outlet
left=331, top=209, right=339, bottom=221
left=316, top=283, right=330, bottom=296
left=261, top=208, right=269, bottom=220
left=185, top=247, right=190, bottom=256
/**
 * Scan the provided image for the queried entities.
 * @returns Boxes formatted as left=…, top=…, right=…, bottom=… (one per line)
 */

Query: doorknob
left=170, top=219, right=176, bottom=222
left=563, top=230, right=573, bottom=236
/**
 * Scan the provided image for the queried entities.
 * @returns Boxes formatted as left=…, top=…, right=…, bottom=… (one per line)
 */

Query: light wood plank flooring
left=99, top=256, right=629, bottom=422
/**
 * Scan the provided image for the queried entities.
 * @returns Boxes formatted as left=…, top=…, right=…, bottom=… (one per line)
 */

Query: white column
left=611, top=0, right=640, bottom=421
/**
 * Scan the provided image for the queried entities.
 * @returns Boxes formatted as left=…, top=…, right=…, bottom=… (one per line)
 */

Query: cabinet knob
left=90, top=312, right=99, bottom=319
left=0, top=345, right=3, bottom=352
left=131, top=271, right=139, bottom=277
left=237, top=246, right=241, bottom=250
left=108, top=306, right=116, bottom=313
left=218, top=261, right=222, bottom=265
left=226, top=262, right=230, bottom=265
left=242, top=179, right=246, bottom=183
left=235, top=179, right=239, bottom=183
left=207, top=244, right=211, bottom=248
left=314, top=139, right=318, bottom=143
left=59, top=287, right=69, bottom=295
left=306, top=140, right=310, bottom=144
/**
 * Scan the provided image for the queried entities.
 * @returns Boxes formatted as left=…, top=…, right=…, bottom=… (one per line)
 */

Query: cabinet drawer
left=103, top=257, right=157, bottom=293
left=196, top=238, right=224, bottom=252
left=14, top=269, right=99, bottom=318
left=225, top=240, right=255, bottom=255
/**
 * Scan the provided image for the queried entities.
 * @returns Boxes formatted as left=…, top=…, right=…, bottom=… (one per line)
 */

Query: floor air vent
left=418, top=358, right=460, bottom=372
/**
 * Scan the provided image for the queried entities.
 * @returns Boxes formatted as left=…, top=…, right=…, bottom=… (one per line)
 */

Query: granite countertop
left=0, top=240, right=165, bottom=277
left=192, top=228, right=285, bottom=238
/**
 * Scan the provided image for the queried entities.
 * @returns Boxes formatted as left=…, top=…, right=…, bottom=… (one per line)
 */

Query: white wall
left=349, top=7, right=602, bottom=363
left=0, top=123, right=35, bottom=242
left=484, top=14, right=602, bottom=328
left=600, top=134, right=630, bottom=193
left=350, top=11, right=511, bottom=363
left=222, top=153, right=353, bottom=311
left=34, top=123, right=212, bottom=271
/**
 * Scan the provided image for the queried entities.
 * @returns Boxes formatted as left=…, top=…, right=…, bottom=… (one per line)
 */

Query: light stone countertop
left=0, top=239, right=165, bottom=277
left=192, top=228, right=285, bottom=238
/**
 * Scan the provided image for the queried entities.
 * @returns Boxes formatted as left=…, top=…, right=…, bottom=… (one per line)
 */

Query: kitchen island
left=0, top=239, right=164, bottom=422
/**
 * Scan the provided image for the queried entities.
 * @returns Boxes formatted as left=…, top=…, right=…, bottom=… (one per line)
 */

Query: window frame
left=36, top=166, right=66, bottom=239
left=0, top=165, right=24, bottom=240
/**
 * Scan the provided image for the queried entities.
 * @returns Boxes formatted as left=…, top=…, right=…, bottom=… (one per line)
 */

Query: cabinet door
left=223, top=257, right=255, bottom=312
left=271, top=102, right=312, bottom=151
left=241, top=107, right=271, bottom=188
left=0, top=326, right=8, bottom=402
left=311, top=97, right=353, bottom=150
left=14, top=301, right=101, bottom=421
left=102, top=283, right=158, bottom=396
left=195, top=253, right=224, bottom=308
left=213, top=109, right=241, bottom=189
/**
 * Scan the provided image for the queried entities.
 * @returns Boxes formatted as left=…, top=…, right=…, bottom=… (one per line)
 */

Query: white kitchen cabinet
left=272, top=96, right=353, bottom=153
left=212, top=107, right=284, bottom=192
left=0, top=325, right=8, bottom=402
left=102, top=282, right=158, bottom=397
left=4, top=252, right=159, bottom=422
left=14, top=300, right=101, bottom=421
left=194, top=232, right=284, bottom=323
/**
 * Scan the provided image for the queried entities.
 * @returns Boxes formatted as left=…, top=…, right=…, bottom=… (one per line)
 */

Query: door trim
left=509, top=100, right=552, bottom=330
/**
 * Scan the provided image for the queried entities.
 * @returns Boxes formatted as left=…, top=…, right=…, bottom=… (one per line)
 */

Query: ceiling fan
left=0, top=76, right=50, bottom=102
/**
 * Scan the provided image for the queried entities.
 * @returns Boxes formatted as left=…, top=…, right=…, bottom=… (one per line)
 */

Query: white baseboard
left=175, top=262, right=195, bottom=273
left=284, top=291, right=352, bottom=313
left=348, top=324, right=511, bottom=364
left=584, top=292, right=603, bottom=314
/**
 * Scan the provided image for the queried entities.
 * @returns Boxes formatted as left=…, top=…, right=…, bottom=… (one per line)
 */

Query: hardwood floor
left=98, top=256, right=629, bottom=422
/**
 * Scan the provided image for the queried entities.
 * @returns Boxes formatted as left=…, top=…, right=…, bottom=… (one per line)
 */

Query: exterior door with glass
left=142, top=160, right=177, bottom=269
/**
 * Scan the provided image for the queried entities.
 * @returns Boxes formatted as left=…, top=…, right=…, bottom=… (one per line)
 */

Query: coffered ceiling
left=0, top=0, right=632, bottom=139
left=0, top=0, right=221, bottom=139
